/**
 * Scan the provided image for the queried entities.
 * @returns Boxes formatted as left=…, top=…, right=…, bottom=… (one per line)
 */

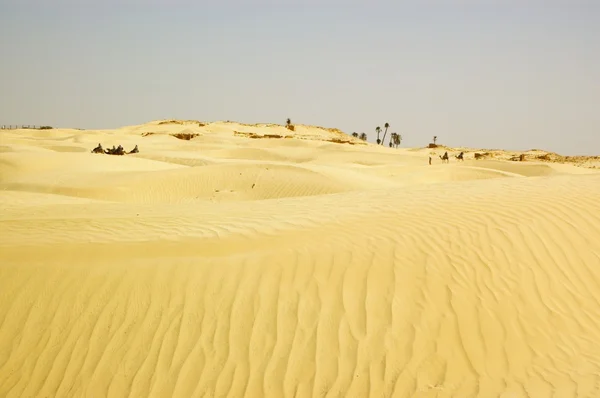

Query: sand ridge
left=1, top=121, right=600, bottom=397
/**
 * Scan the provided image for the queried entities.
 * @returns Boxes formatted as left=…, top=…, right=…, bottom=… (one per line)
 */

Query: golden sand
left=1, top=120, right=600, bottom=397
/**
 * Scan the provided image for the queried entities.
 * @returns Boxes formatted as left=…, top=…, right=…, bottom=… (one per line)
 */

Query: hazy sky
left=1, top=1, right=598, bottom=154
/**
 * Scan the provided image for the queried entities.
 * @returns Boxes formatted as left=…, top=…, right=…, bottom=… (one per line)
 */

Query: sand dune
left=1, top=121, right=600, bottom=397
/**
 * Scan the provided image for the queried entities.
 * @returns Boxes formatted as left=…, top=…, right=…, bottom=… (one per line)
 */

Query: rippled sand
left=1, top=121, right=600, bottom=397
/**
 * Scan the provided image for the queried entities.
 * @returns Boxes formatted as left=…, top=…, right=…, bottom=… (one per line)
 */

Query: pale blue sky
left=1, top=1, right=598, bottom=154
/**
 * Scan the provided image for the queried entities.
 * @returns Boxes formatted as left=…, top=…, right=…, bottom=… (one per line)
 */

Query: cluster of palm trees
left=288, top=118, right=402, bottom=148
left=389, top=132, right=402, bottom=148
left=351, top=132, right=368, bottom=141
left=352, top=123, right=402, bottom=147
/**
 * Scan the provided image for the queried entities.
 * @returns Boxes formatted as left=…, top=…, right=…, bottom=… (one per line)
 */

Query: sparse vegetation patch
left=158, top=120, right=205, bottom=127
left=171, top=133, right=199, bottom=140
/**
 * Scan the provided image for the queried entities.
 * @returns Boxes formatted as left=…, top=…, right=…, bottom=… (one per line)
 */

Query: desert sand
left=1, top=120, right=600, bottom=398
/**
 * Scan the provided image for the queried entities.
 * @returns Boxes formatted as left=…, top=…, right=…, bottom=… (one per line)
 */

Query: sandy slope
left=1, top=121, right=600, bottom=397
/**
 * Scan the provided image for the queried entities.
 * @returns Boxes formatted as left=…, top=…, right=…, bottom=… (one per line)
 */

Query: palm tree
left=352, top=132, right=359, bottom=138
left=392, top=133, right=402, bottom=148
left=381, top=122, right=390, bottom=145
left=359, top=132, right=367, bottom=141
left=433, top=135, right=437, bottom=145
left=286, top=118, right=294, bottom=131
left=376, top=126, right=381, bottom=144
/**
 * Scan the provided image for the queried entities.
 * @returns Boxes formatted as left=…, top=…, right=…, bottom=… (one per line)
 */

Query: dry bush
left=233, top=131, right=252, bottom=138
left=159, top=120, right=183, bottom=125
left=234, top=131, right=283, bottom=139
left=328, top=138, right=356, bottom=145
left=171, top=133, right=199, bottom=140
left=159, top=120, right=205, bottom=127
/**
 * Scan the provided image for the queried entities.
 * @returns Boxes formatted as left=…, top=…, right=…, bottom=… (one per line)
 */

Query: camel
left=104, top=145, right=125, bottom=155
left=439, top=151, right=449, bottom=163
left=455, top=151, right=464, bottom=161
left=93, top=143, right=138, bottom=155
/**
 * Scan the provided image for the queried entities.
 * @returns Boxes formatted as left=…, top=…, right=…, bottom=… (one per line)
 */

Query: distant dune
left=1, top=120, right=600, bottom=397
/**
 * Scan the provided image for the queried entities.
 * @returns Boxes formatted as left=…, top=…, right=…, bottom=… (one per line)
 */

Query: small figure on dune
left=439, top=151, right=449, bottom=163
left=91, top=143, right=104, bottom=154
left=128, top=145, right=139, bottom=154
left=455, top=151, right=464, bottom=161
left=429, top=156, right=432, bottom=165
